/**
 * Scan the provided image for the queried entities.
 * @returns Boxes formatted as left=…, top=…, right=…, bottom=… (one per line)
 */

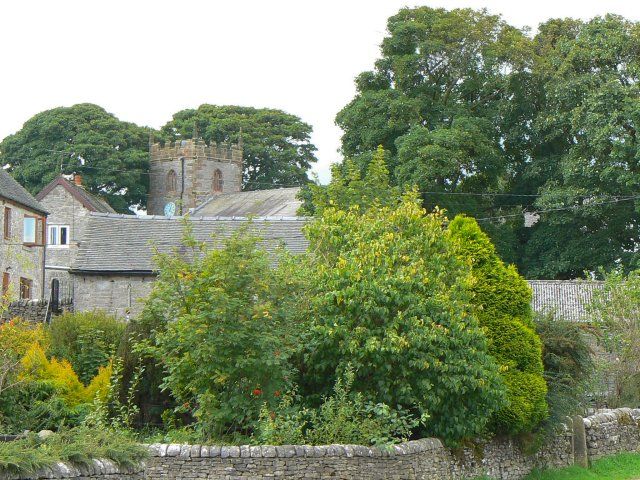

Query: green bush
left=534, top=312, right=594, bottom=427
left=0, top=318, right=113, bottom=433
left=590, top=270, right=640, bottom=407
left=0, top=427, right=147, bottom=475
left=141, top=223, right=308, bottom=440
left=48, top=311, right=125, bottom=384
left=301, top=195, right=505, bottom=445
left=449, top=216, right=548, bottom=434
left=254, top=367, right=422, bottom=446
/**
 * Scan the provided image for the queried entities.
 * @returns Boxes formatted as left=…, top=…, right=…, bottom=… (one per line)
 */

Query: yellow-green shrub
left=0, top=319, right=48, bottom=357
left=20, top=343, right=110, bottom=408
left=47, top=311, right=124, bottom=384
left=85, top=363, right=112, bottom=403
left=495, top=371, right=548, bottom=434
left=449, top=216, right=547, bottom=434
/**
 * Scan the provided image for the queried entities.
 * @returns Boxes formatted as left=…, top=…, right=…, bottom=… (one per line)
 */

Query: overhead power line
left=474, top=195, right=640, bottom=223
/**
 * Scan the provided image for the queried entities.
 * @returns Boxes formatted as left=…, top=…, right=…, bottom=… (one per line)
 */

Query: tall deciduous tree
left=161, top=105, right=317, bottom=190
left=0, top=104, right=152, bottom=213
left=521, top=15, right=640, bottom=278
left=335, top=6, right=532, bottom=262
left=337, top=7, right=640, bottom=278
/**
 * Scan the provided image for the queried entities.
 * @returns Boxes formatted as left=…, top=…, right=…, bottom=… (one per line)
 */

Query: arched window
left=213, top=169, right=223, bottom=193
left=166, top=169, right=177, bottom=192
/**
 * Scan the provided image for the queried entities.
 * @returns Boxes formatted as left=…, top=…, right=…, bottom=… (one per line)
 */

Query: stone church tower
left=147, top=138, right=243, bottom=216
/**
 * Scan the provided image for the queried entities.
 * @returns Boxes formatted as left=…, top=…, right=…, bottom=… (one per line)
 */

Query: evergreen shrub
left=449, top=216, right=548, bottom=434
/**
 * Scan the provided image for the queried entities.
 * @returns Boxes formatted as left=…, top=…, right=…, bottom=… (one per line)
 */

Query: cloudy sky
left=1, top=0, right=640, bottom=184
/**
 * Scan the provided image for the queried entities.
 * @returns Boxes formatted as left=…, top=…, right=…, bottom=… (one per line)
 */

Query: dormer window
left=167, top=170, right=178, bottom=192
left=213, top=169, right=223, bottom=193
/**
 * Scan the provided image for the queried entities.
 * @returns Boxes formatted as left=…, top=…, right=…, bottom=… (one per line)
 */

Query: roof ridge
left=89, top=211, right=311, bottom=222
left=527, top=279, right=604, bottom=284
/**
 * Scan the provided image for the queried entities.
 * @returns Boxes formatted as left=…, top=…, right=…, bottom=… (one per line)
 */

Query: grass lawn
left=524, top=453, right=640, bottom=480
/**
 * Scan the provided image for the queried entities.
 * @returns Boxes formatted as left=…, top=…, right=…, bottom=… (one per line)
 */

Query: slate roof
left=36, top=176, right=115, bottom=213
left=72, top=212, right=310, bottom=273
left=70, top=209, right=604, bottom=323
left=0, top=169, right=47, bottom=214
left=528, top=280, right=603, bottom=322
left=192, top=187, right=302, bottom=217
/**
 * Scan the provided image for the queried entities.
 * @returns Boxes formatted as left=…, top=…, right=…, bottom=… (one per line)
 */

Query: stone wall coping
left=146, top=438, right=445, bottom=459
left=0, top=459, right=144, bottom=480
left=583, top=408, right=640, bottom=428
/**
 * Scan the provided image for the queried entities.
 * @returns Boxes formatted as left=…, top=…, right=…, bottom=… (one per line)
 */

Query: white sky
left=1, top=1, right=640, bottom=185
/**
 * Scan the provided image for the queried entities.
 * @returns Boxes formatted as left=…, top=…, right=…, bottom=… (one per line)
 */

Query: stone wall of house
left=5, top=409, right=640, bottom=480
left=148, top=139, right=243, bottom=216
left=38, top=184, right=93, bottom=300
left=72, top=274, right=155, bottom=318
left=1, top=299, right=49, bottom=323
left=1, top=199, right=45, bottom=301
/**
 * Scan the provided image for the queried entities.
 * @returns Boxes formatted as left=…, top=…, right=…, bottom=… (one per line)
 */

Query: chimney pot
left=74, top=174, right=82, bottom=186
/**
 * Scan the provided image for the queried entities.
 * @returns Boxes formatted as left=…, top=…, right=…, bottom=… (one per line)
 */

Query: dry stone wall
left=0, top=459, right=144, bottom=480
left=6, top=408, right=640, bottom=480
left=143, top=433, right=574, bottom=480
left=1, top=299, right=49, bottom=323
left=584, top=407, right=640, bottom=461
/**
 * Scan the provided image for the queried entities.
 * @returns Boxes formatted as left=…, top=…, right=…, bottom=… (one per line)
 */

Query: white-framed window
left=47, top=225, right=70, bottom=247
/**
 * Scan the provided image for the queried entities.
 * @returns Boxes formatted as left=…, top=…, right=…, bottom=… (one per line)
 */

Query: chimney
left=73, top=174, right=82, bottom=186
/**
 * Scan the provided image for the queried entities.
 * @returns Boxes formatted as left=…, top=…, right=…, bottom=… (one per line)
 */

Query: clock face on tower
left=164, top=202, right=176, bottom=217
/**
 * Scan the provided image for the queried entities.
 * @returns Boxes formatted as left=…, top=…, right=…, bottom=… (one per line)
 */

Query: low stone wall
left=584, top=408, right=640, bottom=461
left=0, top=459, right=144, bottom=480
left=144, top=432, right=573, bottom=480
left=1, top=299, right=49, bottom=323
left=5, top=408, right=640, bottom=480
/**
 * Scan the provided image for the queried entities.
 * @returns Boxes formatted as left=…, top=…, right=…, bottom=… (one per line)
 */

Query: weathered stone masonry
left=147, top=139, right=243, bottom=216
left=8, top=409, right=640, bottom=480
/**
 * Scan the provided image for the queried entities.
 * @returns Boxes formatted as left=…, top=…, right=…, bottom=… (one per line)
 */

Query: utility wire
left=8, top=152, right=640, bottom=206
left=474, top=195, right=640, bottom=223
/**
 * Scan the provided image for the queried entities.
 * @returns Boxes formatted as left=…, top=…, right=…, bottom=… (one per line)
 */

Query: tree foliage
left=47, top=311, right=125, bottom=385
left=160, top=105, right=317, bottom=189
left=0, top=104, right=152, bottom=213
left=521, top=15, right=640, bottom=278
left=300, top=146, right=401, bottom=215
left=448, top=216, right=547, bottom=434
left=337, top=7, right=640, bottom=278
left=140, top=224, right=308, bottom=439
left=534, top=312, right=594, bottom=426
left=590, top=270, right=640, bottom=407
left=300, top=195, right=505, bottom=444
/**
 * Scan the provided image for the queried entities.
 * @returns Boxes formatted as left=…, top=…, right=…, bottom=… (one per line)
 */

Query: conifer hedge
left=449, top=216, right=548, bottom=434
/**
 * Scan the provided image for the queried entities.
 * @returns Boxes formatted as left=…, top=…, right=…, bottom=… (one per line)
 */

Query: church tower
left=147, top=138, right=243, bottom=216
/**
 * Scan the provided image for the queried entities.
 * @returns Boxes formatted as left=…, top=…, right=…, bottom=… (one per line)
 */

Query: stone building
left=70, top=213, right=308, bottom=317
left=0, top=169, right=47, bottom=302
left=147, top=138, right=243, bottom=216
left=36, top=174, right=115, bottom=302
